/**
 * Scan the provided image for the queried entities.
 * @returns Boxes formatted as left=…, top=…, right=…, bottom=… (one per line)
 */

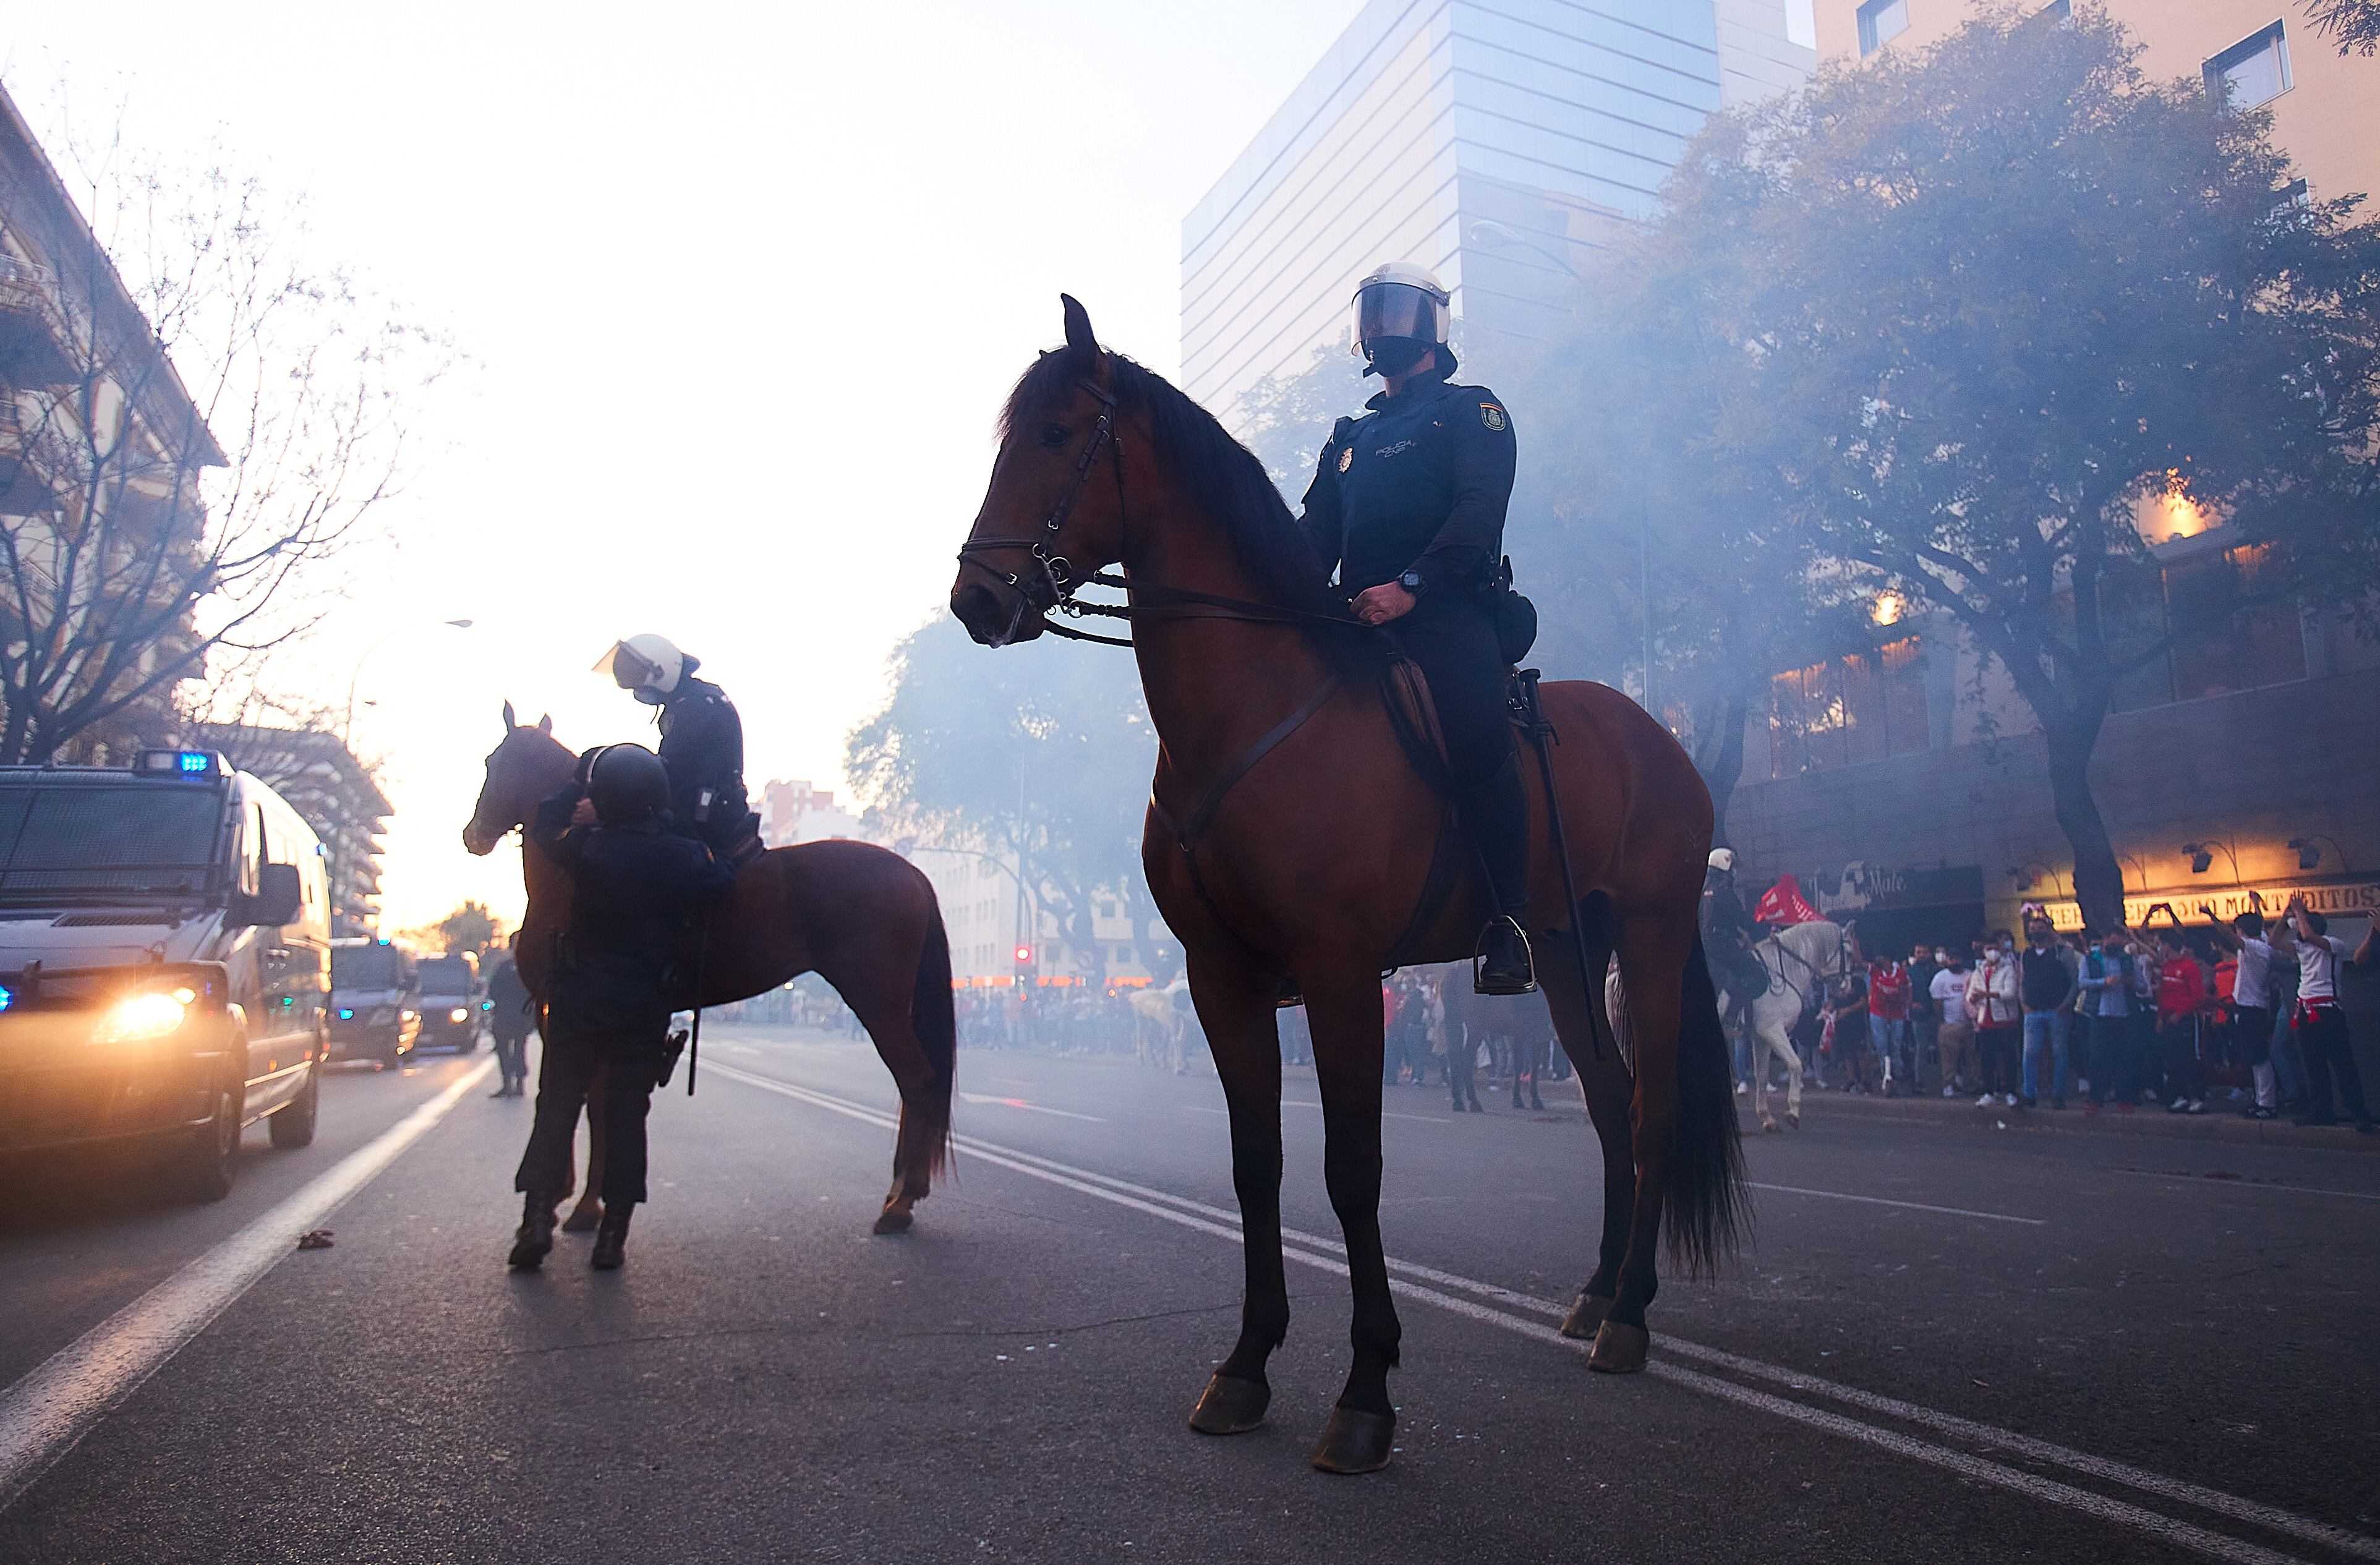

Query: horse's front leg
left=1303, top=970, right=1400, bottom=1474
left=1184, top=946, right=1289, bottom=1439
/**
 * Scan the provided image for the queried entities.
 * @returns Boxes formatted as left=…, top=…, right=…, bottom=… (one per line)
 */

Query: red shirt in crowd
left=1868, top=962, right=1911, bottom=1021
left=2157, top=957, right=2206, bottom=1022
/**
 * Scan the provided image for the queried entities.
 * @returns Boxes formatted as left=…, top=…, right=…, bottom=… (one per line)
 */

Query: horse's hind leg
left=1302, top=968, right=1402, bottom=1475
left=1182, top=947, right=1288, bottom=1441
left=836, top=960, right=944, bottom=1234
left=1541, top=932, right=1633, bottom=1341
left=1595, top=914, right=1694, bottom=1374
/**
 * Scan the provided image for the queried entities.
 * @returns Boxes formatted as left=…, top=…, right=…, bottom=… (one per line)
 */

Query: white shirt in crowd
left=1929, top=967, right=1969, bottom=1028
left=2232, top=937, right=2274, bottom=1010
left=2296, top=934, right=2351, bottom=1002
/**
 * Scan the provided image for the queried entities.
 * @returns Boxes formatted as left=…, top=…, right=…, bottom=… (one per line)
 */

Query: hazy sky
left=5, top=1, right=1368, bottom=931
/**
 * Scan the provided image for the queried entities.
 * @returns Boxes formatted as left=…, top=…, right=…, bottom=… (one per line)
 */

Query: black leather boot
left=1474, top=915, right=1537, bottom=996
left=590, top=1206, right=633, bottom=1271
left=507, top=1192, right=557, bottom=1269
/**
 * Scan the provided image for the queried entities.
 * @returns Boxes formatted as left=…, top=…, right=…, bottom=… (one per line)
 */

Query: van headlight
left=94, top=991, right=189, bottom=1044
left=448, top=1007, right=470, bottom=1024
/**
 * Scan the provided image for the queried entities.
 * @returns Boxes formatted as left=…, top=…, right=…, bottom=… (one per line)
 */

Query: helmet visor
left=592, top=640, right=660, bottom=692
left=1353, top=281, right=1448, bottom=348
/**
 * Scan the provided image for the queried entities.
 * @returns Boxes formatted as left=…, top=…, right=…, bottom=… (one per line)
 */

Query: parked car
left=414, top=952, right=482, bottom=1053
left=0, top=748, right=333, bottom=1201
left=329, top=939, right=419, bottom=1069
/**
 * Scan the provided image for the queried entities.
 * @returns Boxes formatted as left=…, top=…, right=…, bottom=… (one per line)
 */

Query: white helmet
left=1708, top=848, right=1736, bottom=873
left=592, top=634, right=686, bottom=704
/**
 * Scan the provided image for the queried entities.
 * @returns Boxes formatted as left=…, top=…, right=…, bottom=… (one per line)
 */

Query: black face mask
left=1362, top=336, right=1434, bottom=378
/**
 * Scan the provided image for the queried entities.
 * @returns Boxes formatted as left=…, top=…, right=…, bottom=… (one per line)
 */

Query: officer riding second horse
left=1298, top=263, right=1533, bottom=995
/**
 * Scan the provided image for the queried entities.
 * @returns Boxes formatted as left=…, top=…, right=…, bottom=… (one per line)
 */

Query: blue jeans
left=2022, top=1010, right=2071, bottom=1101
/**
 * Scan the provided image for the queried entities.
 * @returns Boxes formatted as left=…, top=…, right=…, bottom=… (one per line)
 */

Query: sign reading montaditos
left=2043, top=880, right=2380, bottom=932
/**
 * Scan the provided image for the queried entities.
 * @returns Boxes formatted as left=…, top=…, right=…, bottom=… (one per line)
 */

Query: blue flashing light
left=177, top=751, right=210, bottom=775
left=0, top=984, right=12, bottom=1013
left=338, top=1008, right=355, bottom=1020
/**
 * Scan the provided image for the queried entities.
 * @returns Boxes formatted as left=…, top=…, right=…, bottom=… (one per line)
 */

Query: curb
left=1755, top=1088, right=2380, bottom=1151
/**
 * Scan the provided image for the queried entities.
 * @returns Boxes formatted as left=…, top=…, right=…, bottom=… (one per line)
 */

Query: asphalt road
left=3, top=1024, right=2376, bottom=1564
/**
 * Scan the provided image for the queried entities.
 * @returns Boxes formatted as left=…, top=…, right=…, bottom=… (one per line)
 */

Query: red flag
left=1754, top=873, right=1822, bottom=926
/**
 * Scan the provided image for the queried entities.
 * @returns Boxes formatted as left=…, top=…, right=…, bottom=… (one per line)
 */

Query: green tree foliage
left=1621, top=7, right=2380, bottom=929
left=1232, top=339, right=1376, bottom=499
left=2303, top=0, right=2380, bottom=55
left=845, top=615, right=1174, bottom=979
left=409, top=900, right=501, bottom=958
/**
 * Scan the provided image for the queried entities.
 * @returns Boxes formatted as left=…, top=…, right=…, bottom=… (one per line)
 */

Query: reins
left=954, top=373, right=1367, bottom=651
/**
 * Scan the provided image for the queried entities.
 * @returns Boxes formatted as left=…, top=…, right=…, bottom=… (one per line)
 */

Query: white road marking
left=1747, top=1181, right=2044, bottom=1226
left=958, top=1091, right=1105, bottom=1123
left=0, top=1057, right=496, bottom=1512
left=715, top=1062, right=2373, bottom=1565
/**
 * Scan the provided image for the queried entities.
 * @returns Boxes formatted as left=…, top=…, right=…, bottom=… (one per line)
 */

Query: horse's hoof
left=1308, top=1406, right=1396, bottom=1474
left=1558, top=1290, right=1612, bottom=1341
left=1761, top=1118, right=1781, bottom=1133
left=1587, top=1320, right=1650, bottom=1375
left=560, top=1205, right=602, bottom=1235
left=1786, top=1112, right=1801, bottom=1130
left=872, top=1206, right=915, bottom=1235
left=1187, top=1375, right=1270, bottom=1435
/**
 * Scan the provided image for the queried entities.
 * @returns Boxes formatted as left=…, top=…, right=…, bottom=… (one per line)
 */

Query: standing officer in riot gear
left=507, top=743, right=736, bottom=1272
left=592, top=634, right=760, bottom=861
left=1298, top=262, right=1534, bottom=993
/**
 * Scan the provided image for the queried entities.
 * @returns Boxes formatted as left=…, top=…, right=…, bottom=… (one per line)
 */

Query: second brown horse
left=463, top=706, right=956, bottom=1233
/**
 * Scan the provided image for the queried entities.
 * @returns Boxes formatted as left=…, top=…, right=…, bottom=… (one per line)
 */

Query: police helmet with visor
left=1350, top=263, right=1452, bottom=377
left=586, top=743, right=672, bottom=826
left=592, top=634, right=689, bottom=706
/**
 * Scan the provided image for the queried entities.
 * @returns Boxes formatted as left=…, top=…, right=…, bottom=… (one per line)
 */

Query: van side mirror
left=243, top=863, right=302, bottom=927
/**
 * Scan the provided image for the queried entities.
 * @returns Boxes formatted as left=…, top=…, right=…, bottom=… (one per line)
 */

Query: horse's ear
left=536, top=712, right=553, bottom=735
left=1060, top=293, right=1096, bottom=370
left=501, top=699, right=518, bottom=732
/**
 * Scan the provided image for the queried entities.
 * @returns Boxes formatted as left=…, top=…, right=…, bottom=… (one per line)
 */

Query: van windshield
left=0, top=785, right=222, bottom=897
left=332, top=946, right=405, bottom=990
left=418, top=956, right=475, bottom=996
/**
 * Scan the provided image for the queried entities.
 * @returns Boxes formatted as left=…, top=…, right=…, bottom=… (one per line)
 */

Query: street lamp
left=895, top=840, right=1046, bottom=971
left=343, top=618, right=474, bottom=749
left=1464, top=220, right=1584, bottom=281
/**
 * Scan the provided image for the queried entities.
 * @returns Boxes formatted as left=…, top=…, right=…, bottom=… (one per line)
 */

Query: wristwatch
left=1398, top=569, right=1427, bottom=597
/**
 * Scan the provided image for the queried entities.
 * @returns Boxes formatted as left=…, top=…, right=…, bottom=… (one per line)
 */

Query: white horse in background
left=1719, top=918, right=1859, bottom=1132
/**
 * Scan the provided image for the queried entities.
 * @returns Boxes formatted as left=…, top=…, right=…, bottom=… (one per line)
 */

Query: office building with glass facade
left=1180, top=0, right=1812, bottom=421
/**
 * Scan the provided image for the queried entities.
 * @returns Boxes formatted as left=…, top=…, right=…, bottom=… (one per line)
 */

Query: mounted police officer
left=1702, top=847, right=1767, bottom=1026
left=1298, top=263, right=1533, bottom=994
left=592, top=634, right=760, bottom=863
left=507, top=743, right=736, bottom=1273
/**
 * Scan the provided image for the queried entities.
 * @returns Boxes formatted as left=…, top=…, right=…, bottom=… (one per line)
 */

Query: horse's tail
left=1667, top=934, right=1750, bottom=1274
left=910, top=908, right=958, bottom=1178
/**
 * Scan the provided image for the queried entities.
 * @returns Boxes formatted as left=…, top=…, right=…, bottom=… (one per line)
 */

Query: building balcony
left=0, top=254, right=74, bottom=389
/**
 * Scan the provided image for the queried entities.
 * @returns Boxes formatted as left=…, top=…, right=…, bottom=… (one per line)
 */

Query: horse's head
left=950, top=294, right=1128, bottom=648
left=463, top=701, right=576, bottom=856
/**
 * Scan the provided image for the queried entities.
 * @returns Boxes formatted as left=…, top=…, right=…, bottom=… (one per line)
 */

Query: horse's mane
left=1002, top=349, right=1370, bottom=665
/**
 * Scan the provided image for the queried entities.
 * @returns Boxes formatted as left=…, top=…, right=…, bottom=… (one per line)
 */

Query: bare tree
left=0, top=89, right=445, bottom=765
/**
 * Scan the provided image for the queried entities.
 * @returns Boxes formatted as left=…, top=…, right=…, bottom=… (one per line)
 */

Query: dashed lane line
left=712, top=1060, right=2375, bottom=1565
left=1746, top=1181, right=2044, bottom=1225
left=958, top=1091, right=1106, bottom=1123
left=0, top=1057, right=497, bottom=1512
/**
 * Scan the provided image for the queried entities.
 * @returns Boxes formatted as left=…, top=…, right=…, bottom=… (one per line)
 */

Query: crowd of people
left=1786, top=893, right=2376, bottom=1130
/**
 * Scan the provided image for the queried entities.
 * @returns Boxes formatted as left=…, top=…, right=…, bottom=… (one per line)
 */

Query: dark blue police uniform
left=655, top=675, right=755, bottom=856
left=1299, top=369, right=1532, bottom=943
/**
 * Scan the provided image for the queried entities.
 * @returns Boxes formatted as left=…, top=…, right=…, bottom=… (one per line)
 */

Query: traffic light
left=1013, top=944, right=1034, bottom=966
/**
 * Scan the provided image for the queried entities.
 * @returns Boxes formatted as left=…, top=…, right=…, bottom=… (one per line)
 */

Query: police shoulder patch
left=1338, top=445, right=1354, bottom=472
left=1480, top=403, right=1508, bottom=432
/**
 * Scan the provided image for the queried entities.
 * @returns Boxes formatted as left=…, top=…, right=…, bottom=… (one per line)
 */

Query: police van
left=0, top=749, right=333, bottom=1201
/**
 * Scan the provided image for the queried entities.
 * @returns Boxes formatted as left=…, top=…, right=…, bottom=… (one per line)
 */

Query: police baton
left=686, top=912, right=710, bottom=1097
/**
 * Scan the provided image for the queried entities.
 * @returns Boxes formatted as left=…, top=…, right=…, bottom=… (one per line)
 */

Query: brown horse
left=462, top=704, right=957, bottom=1233
left=949, top=297, right=1744, bottom=1473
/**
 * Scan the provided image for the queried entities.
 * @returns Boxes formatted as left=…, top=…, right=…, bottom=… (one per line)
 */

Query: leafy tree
left=1232, top=339, right=1375, bottom=500
left=2303, top=0, right=2380, bottom=55
left=1644, top=8, right=2380, bottom=929
left=846, top=614, right=1174, bottom=981
left=436, top=901, right=503, bottom=960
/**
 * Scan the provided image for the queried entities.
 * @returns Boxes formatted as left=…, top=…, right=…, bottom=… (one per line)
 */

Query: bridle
left=954, top=371, right=1366, bottom=649
left=1760, top=921, right=1857, bottom=1012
